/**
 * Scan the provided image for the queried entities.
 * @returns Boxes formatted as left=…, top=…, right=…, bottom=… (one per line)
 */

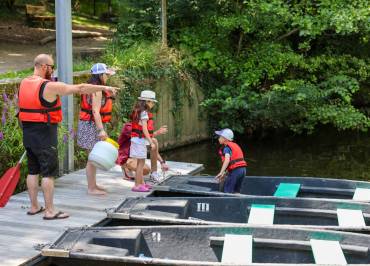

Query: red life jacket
left=116, top=122, right=132, bottom=165
left=18, top=75, right=62, bottom=124
left=219, top=141, right=247, bottom=171
left=79, top=91, right=114, bottom=123
left=131, top=112, right=154, bottom=138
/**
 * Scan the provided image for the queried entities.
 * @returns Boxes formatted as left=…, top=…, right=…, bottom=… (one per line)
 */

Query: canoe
left=42, top=225, right=370, bottom=265
left=105, top=196, right=370, bottom=232
left=152, top=175, right=370, bottom=201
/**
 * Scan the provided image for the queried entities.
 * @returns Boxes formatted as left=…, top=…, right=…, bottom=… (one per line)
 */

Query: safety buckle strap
left=229, top=158, right=244, bottom=165
left=19, top=106, right=61, bottom=125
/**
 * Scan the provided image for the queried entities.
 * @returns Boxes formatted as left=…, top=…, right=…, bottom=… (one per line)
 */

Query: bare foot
left=88, top=188, right=107, bottom=195
left=96, top=185, right=106, bottom=191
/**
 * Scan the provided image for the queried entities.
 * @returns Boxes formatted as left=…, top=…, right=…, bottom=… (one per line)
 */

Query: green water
left=163, top=128, right=370, bottom=181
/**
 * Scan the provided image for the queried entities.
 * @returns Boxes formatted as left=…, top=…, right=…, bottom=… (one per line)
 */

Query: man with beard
left=18, top=54, right=118, bottom=220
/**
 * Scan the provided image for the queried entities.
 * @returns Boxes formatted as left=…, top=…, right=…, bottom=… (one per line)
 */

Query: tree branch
left=276, top=28, right=299, bottom=41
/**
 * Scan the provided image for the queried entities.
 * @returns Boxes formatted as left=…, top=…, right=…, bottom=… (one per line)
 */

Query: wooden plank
left=221, top=234, right=253, bottom=264
left=0, top=160, right=202, bottom=266
left=337, top=208, right=366, bottom=227
left=310, top=239, right=347, bottom=265
left=274, top=183, right=301, bottom=197
left=248, top=204, right=275, bottom=225
left=353, top=188, right=370, bottom=201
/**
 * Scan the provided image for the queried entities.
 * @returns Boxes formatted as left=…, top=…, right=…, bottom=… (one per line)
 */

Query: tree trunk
left=161, top=0, right=168, bottom=48
left=5, top=0, right=16, bottom=10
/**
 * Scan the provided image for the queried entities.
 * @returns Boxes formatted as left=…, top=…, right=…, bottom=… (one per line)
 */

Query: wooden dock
left=0, top=161, right=203, bottom=266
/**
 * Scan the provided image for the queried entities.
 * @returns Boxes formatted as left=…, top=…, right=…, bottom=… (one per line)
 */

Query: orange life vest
left=131, top=112, right=154, bottom=138
left=18, top=75, right=62, bottom=124
left=219, top=141, right=247, bottom=171
left=79, top=91, right=114, bottom=123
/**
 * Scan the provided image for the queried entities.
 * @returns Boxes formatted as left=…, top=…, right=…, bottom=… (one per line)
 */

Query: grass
left=0, top=59, right=97, bottom=81
left=72, top=14, right=113, bottom=30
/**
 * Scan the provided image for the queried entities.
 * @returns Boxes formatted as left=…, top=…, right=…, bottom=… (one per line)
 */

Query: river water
left=163, top=128, right=370, bottom=181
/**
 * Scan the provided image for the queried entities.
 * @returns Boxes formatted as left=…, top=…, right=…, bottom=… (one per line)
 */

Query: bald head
left=34, top=54, right=53, bottom=68
left=33, top=54, right=54, bottom=80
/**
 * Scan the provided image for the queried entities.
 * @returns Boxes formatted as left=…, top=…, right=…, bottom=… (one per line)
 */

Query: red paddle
left=0, top=152, right=27, bottom=207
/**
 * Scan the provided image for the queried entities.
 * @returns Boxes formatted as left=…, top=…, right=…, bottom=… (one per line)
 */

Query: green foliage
left=0, top=93, right=26, bottom=192
left=113, top=0, right=370, bottom=135
left=104, top=40, right=190, bottom=138
left=0, top=93, right=73, bottom=194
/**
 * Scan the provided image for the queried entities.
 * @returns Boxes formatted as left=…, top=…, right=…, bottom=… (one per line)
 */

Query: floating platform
left=0, top=161, right=203, bottom=266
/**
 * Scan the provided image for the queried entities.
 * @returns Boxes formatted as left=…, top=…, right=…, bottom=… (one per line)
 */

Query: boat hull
left=152, top=175, right=370, bottom=200
left=42, top=225, right=370, bottom=265
left=103, top=196, right=370, bottom=232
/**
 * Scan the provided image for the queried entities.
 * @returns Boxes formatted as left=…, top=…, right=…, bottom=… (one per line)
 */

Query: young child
left=215, top=128, right=247, bottom=193
left=129, top=90, right=160, bottom=192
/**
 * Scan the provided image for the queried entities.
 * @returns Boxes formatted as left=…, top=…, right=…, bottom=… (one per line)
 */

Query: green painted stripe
left=274, top=183, right=301, bottom=197
left=337, top=202, right=363, bottom=210
left=310, top=232, right=342, bottom=241
left=355, top=183, right=370, bottom=189
left=251, top=204, right=275, bottom=209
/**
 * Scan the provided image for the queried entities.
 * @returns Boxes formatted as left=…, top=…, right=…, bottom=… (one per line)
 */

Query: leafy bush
left=0, top=93, right=73, bottom=193
left=112, top=0, right=370, bottom=135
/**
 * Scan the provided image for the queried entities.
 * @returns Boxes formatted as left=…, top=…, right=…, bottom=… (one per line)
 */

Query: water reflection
left=163, top=129, right=370, bottom=181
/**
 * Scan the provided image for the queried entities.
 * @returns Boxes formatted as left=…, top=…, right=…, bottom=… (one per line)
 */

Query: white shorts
left=129, top=141, right=147, bottom=159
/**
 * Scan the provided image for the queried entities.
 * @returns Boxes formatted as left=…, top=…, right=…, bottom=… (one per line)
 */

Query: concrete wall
left=0, top=71, right=209, bottom=151
left=153, top=77, right=209, bottom=150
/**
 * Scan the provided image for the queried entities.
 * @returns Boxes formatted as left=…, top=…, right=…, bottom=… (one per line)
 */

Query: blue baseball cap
left=91, top=63, right=115, bottom=75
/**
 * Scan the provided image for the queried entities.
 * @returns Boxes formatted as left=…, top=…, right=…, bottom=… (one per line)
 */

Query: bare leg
left=42, top=177, right=69, bottom=218
left=123, top=159, right=150, bottom=178
left=86, top=161, right=106, bottom=195
left=135, top=159, right=145, bottom=186
left=41, top=177, right=55, bottom=216
left=150, top=138, right=159, bottom=172
left=143, top=164, right=150, bottom=176
left=26, top=174, right=41, bottom=213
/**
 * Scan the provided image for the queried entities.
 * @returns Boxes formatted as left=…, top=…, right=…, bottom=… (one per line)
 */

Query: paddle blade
left=0, top=165, right=21, bottom=207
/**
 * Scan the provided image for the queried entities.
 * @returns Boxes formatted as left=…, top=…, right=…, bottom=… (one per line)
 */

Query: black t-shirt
left=22, top=81, right=59, bottom=148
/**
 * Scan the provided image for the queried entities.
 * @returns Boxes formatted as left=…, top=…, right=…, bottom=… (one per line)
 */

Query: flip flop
left=27, top=206, right=45, bottom=215
left=43, top=211, right=69, bottom=220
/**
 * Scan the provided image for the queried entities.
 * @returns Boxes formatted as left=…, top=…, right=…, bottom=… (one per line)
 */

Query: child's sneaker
left=150, top=172, right=162, bottom=183
left=131, top=184, right=150, bottom=192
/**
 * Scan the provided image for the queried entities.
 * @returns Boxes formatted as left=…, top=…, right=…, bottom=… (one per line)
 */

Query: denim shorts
left=223, top=167, right=246, bottom=193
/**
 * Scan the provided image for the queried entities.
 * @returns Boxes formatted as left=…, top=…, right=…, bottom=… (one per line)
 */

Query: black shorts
left=26, top=146, right=59, bottom=177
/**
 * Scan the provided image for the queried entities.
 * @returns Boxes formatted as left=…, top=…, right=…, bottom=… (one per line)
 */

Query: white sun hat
left=91, top=63, right=115, bottom=75
left=215, top=128, right=234, bottom=141
left=138, top=90, right=157, bottom=102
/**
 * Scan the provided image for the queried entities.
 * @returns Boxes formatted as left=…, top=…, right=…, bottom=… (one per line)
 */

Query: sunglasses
left=45, top=64, right=54, bottom=70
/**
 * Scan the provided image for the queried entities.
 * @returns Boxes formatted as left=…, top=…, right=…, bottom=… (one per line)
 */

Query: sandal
left=143, top=183, right=153, bottom=189
left=27, top=206, right=45, bottom=215
left=43, top=211, right=69, bottom=220
left=131, top=185, right=150, bottom=192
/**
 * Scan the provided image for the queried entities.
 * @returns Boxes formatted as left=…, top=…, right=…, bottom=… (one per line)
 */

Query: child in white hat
left=129, top=90, right=168, bottom=192
left=215, top=128, right=247, bottom=193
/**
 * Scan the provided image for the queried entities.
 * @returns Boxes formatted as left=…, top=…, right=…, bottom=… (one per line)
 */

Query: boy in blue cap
left=215, top=128, right=247, bottom=193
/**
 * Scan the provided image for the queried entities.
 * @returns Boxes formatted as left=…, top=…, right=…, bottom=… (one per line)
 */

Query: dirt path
left=0, top=20, right=111, bottom=74
left=0, top=38, right=108, bottom=74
